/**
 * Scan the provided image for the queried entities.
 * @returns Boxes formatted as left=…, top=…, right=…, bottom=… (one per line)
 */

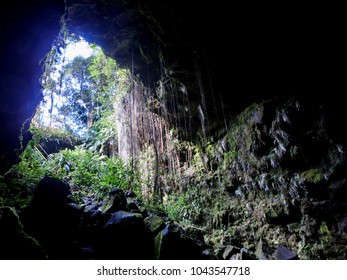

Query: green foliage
left=47, top=146, right=137, bottom=202
left=165, top=192, right=189, bottom=221
left=9, top=130, right=138, bottom=204
left=165, top=186, right=202, bottom=222
left=29, top=125, right=78, bottom=146
left=0, top=176, right=32, bottom=210
left=301, top=221, right=344, bottom=259
left=11, top=141, right=47, bottom=189
left=86, top=114, right=117, bottom=154
left=319, top=221, right=330, bottom=236
left=9, top=125, right=79, bottom=191
left=10, top=144, right=138, bottom=203
left=301, top=168, right=323, bottom=184
left=6, top=36, right=138, bottom=206
left=39, top=38, right=127, bottom=134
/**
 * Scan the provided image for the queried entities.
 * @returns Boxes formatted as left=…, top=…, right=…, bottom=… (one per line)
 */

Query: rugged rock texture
left=0, top=0, right=343, bottom=170
left=20, top=177, right=80, bottom=259
left=0, top=0, right=65, bottom=172
left=196, top=97, right=347, bottom=259
left=0, top=206, right=46, bottom=259
left=65, top=1, right=344, bottom=107
left=17, top=177, right=211, bottom=259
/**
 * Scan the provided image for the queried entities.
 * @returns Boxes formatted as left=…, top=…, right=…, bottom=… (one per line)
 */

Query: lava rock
left=31, top=176, right=71, bottom=205
left=103, top=211, right=143, bottom=228
left=154, top=223, right=204, bottom=259
left=272, top=245, right=298, bottom=260
left=0, top=206, right=46, bottom=259
left=96, top=210, right=153, bottom=259
left=337, top=216, right=347, bottom=233
left=255, top=239, right=273, bottom=260
left=20, top=177, right=81, bottom=259
left=223, top=245, right=241, bottom=260
left=144, top=214, right=166, bottom=236
left=126, top=202, right=140, bottom=213
left=101, top=188, right=127, bottom=213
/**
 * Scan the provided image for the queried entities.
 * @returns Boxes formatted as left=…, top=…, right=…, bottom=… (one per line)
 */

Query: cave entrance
left=35, top=36, right=94, bottom=135
left=6, top=31, right=137, bottom=206
left=32, top=33, right=128, bottom=140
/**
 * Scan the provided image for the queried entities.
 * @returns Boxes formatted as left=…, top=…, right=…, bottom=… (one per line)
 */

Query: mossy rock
left=154, top=223, right=203, bottom=259
left=0, top=206, right=46, bottom=259
left=144, top=214, right=166, bottom=236
left=100, top=189, right=127, bottom=213
left=301, top=168, right=323, bottom=183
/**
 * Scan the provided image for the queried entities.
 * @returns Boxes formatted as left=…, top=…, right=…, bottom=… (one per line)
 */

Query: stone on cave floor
left=144, top=214, right=166, bottom=236
left=154, top=223, right=206, bottom=260
left=7, top=176, right=307, bottom=260
left=109, top=187, right=126, bottom=198
left=338, top=216, right=347, bottom=233
left=30, top=176, right=72, bottom=205
left=223, top=245, right=240, bottom=260
left=181, top=224, right=207, bottom=246
left=272, top=245, right=298, bottom=260
left=202, top=249, right=219, bottom=260
left=126, top=196, right=148, bottom=215
left=126, top=201, right=141, bottom=213
left=20, top=177, right=82, bottom=259
left=222, top=245, right=254, bottom=260
left=96, top=210, right=153, bottom=259
left=255, top=239, right=273, bottom=260
left=102, top=210, right=143, bottom=227
left=229, top=248, right=254, bottom=260
left=0, top=206, right=46, bottom=260
left=101, top=188, right=127, bottom=213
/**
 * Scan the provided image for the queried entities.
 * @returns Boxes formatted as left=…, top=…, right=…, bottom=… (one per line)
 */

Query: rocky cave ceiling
left=0, top=0, right=344, bottom=171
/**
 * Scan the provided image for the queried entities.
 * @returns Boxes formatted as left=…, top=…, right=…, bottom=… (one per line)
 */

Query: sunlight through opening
left=32, top=34, right=121, bottom=138
left=65, top=38, right=94, bottom=60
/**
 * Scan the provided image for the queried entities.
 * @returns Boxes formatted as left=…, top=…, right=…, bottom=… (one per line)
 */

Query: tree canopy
left=36, top=41, right=125, bottom=137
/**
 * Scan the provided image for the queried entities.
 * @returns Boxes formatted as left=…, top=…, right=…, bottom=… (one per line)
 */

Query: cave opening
left=37, top=36, right=95, bottom=133
left=12, top=29, right=140, bottom=204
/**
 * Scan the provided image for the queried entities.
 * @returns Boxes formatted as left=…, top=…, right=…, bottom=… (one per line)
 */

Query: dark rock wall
left=0, top=0, right=65, bottom=172
left=66, top=1, right=344, bottom=106
left=0, top=0, right=344, bottom=171
left=197, top=97, right=347, bottom=259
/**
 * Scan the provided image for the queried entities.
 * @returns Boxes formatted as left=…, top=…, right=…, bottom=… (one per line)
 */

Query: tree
left=37, top=39, right=129, bottom=155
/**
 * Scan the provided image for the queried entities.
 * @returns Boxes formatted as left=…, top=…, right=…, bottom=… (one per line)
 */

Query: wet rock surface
left=13, top=177, right=212, bottom=259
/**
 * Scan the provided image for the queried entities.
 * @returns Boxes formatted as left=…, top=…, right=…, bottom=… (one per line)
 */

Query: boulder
left=223, top=245, right=241, bottom=260
left=96, top=211, right=154, bottom=259
left=30, top=176, right=71, bottom=206
left=154, top=223, right=204, bottom=259
left=255, top=239, right=273, bottom=260
left=0, top=206, right=46, bottom=259
left=229, top=248, right=254, bottom=260
left=103, top=211, right=143, bottom=227
left=20, top=177, right=81, bottom=259
left=144, top=214, right=166, bottom=236
left=100, top=188, right=127, bottom=213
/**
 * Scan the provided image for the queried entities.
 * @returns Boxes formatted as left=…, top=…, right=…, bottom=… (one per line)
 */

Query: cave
left=1, top=0, right=346, bottom=260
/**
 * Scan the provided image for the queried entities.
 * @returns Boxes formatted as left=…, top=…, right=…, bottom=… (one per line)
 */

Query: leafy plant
left=8, top=135, right=139, bottom=204
left=165, top=186, right=202, bottom=222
